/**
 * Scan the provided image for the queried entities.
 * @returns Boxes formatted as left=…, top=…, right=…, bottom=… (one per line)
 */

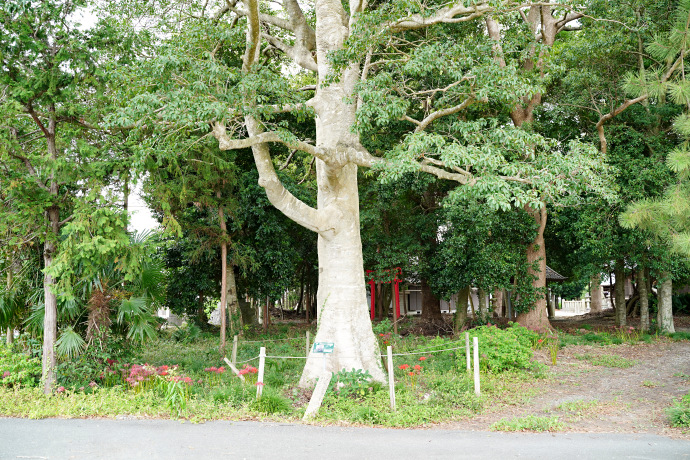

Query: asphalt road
left=1, top=418, right=689, bottom=460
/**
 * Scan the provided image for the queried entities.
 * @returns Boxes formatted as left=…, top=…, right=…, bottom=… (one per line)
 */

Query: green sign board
left=312, top=342, right=334, bottom=354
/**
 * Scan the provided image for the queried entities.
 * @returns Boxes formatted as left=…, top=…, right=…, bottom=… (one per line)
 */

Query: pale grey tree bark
left=589, top=274, right=603, bottom=313
left=658, top=273, right=675, bottom=333
left=636, top=269, right=649, bottom=332
left=614, top=261, right=626, bottom=327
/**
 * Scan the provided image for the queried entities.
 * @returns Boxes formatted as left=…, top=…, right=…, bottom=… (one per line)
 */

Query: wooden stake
left=231, top=335, right=238, bottom=365
left=305, top=331, right=311, bottom=357
left=473, top=337, right=480, bottom=396
left=256, top=346, right=266, bottom=398
left=465, top=332, right=470, bottom=371
left=303, top=373, right=332, bottom=420
left=223, top=357, right=245, bottom=382
left=387, top=345, right=396, bottom=411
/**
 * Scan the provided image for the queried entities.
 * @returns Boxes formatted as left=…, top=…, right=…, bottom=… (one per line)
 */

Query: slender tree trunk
left=226, top=265, right=239, bottom=334
left=218, top=205, right=228, bottom=353
left=478, top=288, right=488, bottom=320
left=492, top=289, right=503, bottom=317
left=454, top=286, right=470, bottom=334
left=420, top=278, right=442, bottom=321
left=546, top=284, right=555, bottom=319
left=590, top=274, right=603, bottom=313
left=614, top=261, right=626, bottom=327
left=516, top=205, right=551, bottom=331
left=637, top=269, right=649, bottom=332
left=6, top=270, right=13, bottom=345
left=658, top=273, right=675, bottom=333
left=42, top=210, right=59, bottom=394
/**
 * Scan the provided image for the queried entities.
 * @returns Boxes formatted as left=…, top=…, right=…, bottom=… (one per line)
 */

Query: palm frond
left=56, top=326, right=86, bottom=358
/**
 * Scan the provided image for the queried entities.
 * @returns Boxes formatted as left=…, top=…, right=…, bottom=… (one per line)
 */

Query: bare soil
left=442, top=314, right=690, bottom=439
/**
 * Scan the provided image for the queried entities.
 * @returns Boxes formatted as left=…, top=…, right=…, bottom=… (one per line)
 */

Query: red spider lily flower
left=217, top=367, right=225, bottom=374
left=204, top=367, right=218, bottom=373
left=414, top=365, right=421, bottom=371
left=106, top=358, right=116, bottom=366
left=255, top=382, right=264, bottom=386
left=379, top=333, right=385, bottom=337
left=159, top=371, right=168, bottom=376
left=79, top=387, right=84, bottom=391
left=418, top=356, right=427, bottom=361
left=89, top=381, right=97, bottom=388
left=57, top=386, right=66, bottom=393
left=183, top=377, right=193, bottom=384
left=399, top=364, right=410, bottom=370
left=537, top=339, right=543, bottom=343
left=408, top=372, right=415, bottom=377
left=2, top=371, right=10, bottom=379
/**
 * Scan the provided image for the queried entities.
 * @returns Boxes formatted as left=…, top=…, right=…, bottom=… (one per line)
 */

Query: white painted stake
left=303, top=373, right=332, bottom=420
left=465, top=332, right=471, bottom=371
left=473, top=337, right=480, bottom=396
left=231, top=335, right=238, bottom=365
left=306, top=331, right=311, bottom=357
left=256, top=346, right=266, bottom=399
left=387, top=345, right=396, bottom=411
left=223, top=357, right=245, bottom=382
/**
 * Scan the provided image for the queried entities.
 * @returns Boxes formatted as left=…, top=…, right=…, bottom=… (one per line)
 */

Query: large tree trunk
left=590, top=274, right=603, bottom=313
left=238, top=295, right=255, bottom=326
left=516, top=206, right=551, bottom=332
left=637, top=269, right=649, bottom=332
left=420, top=278, right=442, bottom=321
left=454, top=286, right=470, bottom=334
left=614, top=260, right=626, bottom=327
left=658, top=273, right=675, bottom=333
left=299, top=161, right=385, bottom=385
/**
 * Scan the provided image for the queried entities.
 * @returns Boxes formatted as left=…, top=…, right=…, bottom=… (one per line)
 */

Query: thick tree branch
left=261, top=33, right=318, bottom=71
left=390, top=2, right=492, bottom=31
left=233, top=0, right=324, bottom=234
left=211, top=123, right=327, bottom=162
left=414, top=97, right=477, bottom=133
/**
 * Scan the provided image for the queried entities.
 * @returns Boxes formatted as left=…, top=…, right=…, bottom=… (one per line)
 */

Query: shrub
left=464, top=324, right=534, bottom=372
left=0, top=345, right=41, bottom=388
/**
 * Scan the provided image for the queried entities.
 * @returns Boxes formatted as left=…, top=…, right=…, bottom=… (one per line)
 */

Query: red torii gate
left=366, top=267, right=402, bottom=321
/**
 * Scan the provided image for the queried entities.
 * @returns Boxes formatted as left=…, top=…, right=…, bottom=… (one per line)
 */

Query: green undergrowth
left=491, top=415, right=565, bottom=432
left=667, top=392, right=690, bottom=428
left=3, top=320, right=670, bottom=426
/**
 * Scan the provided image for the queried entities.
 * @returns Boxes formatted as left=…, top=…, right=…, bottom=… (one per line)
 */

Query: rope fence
left=226, top=330, right=481, bottom=416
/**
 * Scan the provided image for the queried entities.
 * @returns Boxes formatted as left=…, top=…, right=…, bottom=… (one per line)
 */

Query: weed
left=667, top=393, right=690, bottom=428
left=491, top=415, right=564, bottom=432
left=250, top=388, right=292, bottom=415
left=330, top=368, right=375, bottom=399
left=556, top=399, right=599, bottom=414
left=575, top=353, right=637, bottom=368
left=642, top=380, right=658, bottom=388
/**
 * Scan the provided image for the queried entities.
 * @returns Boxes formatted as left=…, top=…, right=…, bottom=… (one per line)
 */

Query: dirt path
left=446, top=339, right=690, bottom=439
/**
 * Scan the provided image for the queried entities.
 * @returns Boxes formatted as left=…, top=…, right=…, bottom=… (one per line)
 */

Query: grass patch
left=668, top=332, right=690, bottom=341
left=491, top=415, right=565, bottom=432
left=575, top=353, right=637, bottom=368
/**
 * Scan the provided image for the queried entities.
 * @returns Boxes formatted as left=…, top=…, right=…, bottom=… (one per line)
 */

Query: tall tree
left=0, top=0, right=134, bottom=392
